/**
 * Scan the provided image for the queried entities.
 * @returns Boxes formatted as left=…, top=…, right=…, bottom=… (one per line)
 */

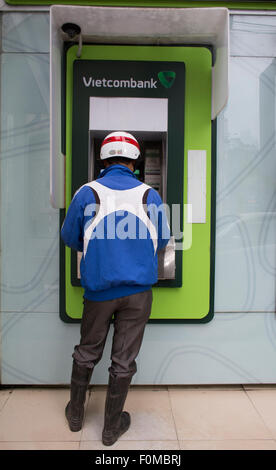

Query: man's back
left=61, top=164, right=170, bottom=301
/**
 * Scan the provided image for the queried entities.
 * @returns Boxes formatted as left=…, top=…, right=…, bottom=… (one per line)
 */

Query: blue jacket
left=61, top=164, right=170, bottom=301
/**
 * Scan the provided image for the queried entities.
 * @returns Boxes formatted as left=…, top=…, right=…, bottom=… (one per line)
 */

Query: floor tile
left=179, top=440, right=276, bottom=450
left=0, top=388, right=84, bottom=441
left=0, top=389, right=13, bottom=411
left=0, top=441, right=80, bottom=450
left=246, top=390, right=276, bottom=438
left=80, top=440, right=180, bottom=450
left=82, top=389, right=177, bottom=442
left=169, top=389, right=272, bottom=440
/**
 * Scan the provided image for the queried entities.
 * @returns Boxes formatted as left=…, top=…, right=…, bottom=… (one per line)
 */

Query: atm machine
left=76, top=96, right=175, bottom=284
left=50, top=6, right=229, bottom=323
left=69, top=58, right=186, bottom=291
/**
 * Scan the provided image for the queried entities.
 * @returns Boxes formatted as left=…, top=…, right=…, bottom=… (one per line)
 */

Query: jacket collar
left=100, top=164, right=137, bottom=179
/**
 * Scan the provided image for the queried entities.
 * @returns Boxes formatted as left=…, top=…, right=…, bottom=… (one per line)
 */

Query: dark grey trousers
left=73, top=290, right=153, bottom=378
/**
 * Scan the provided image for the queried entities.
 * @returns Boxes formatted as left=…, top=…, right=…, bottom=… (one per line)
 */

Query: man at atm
left=61, top=131, right=170, bottom=446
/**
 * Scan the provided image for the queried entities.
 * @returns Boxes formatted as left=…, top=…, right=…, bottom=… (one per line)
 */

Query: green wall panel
left=63, top=44, right=213, bottom=322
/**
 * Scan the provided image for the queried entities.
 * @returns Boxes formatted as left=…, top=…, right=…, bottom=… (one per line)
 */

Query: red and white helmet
left=100, top=131, right=140, bottom=160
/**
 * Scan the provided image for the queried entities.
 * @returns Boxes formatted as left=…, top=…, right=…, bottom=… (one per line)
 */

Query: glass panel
left=2, top=313, right=276, bottom=385
left=215, top=57, right=276, bottom=312
left=230, top=14, right=276, bottom=57
left=0, top=53, right=59, bottom=313
left=2, top=12, right=49, bottom=53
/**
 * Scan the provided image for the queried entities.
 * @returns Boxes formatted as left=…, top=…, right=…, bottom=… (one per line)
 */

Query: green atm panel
left=61, top=44, right=214, bottom=322
left=71, top=58, right=185, bottom=288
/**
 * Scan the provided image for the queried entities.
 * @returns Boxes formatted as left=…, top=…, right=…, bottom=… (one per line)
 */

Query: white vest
left=83, top=181, right=158, bottom=259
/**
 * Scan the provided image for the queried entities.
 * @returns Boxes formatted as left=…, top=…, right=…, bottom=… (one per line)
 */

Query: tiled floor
left=1, top=385, right=276, bottom=450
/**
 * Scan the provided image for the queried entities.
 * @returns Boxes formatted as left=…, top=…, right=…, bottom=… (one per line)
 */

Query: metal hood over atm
left=50, top=5, right=229, bottom=209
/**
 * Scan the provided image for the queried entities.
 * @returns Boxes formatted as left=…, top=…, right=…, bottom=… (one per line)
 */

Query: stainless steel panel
left=157, top=236, right=176, bottom=280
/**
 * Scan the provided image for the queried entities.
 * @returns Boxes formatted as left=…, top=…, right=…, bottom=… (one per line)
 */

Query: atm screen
left=89, top=137, right=166, bottom=201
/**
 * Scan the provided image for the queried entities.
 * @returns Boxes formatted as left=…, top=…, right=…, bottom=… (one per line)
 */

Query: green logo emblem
left=158, top=71, right=176, bottom=89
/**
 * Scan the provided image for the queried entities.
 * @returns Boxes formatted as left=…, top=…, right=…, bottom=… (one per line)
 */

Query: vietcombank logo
left=82, top=71, right=176, bottom=89
left=158, top=71, right=176, bottom=89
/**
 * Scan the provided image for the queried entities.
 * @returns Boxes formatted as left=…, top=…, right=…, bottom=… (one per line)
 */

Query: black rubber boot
left=65, top=360, right=93, bottom=432
left=102, top=374, right=132, bottom=446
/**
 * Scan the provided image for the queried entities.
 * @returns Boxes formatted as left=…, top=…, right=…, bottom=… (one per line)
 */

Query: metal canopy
left=50, top=5, right=229, bottom=208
